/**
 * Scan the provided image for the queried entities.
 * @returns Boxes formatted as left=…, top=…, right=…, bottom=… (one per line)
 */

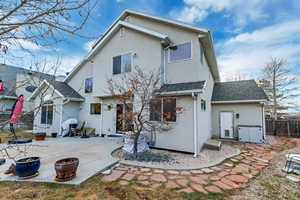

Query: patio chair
left=70, top=121, right=85, bottom=136
left=283, top=154, right=300, bottom=174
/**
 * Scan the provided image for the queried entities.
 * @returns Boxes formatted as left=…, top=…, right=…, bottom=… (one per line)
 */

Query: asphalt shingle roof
left=50, top=81, right=83, bottom=99
left=157, top=81, right=206, bottom=93
left=212, top=80, right=268, bottom=102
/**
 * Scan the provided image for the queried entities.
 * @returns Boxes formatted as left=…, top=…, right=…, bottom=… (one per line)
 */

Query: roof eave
left=212, top=99, right=268, bottom=104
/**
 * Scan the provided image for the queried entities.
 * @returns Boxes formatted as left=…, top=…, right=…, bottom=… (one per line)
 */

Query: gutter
left=192, top=92, right=199, bottom=157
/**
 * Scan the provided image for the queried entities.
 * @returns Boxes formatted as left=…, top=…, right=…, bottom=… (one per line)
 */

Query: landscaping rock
left=167, top=170, right=180, bottom=175
left=151, top=174, right=167, bottom=182
left=180, top=171, right=191, bottom=175
left=119, top=180, right=129, bottom=185
left=202, top=168, right=214, bottom=173
left=205, top=185, right=222, bottom=193
left=191, top=170, right=203, bottom=174
left=213, top=181, right=233, bottom=190
left=177, top=187, right=194, bottom=193
left=176, top=179, right=189, bottom=187
left=102, top=170, right=125, bottom=182
left=122, top=173, right=135, bottom=181
left=225, top=175, right=249, bottom=183
left=190, top=183, right=208, bottom=194
left=165, top=181, right=179, bottom=189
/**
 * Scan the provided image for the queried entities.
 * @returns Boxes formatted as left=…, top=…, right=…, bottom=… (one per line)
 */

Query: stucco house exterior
left=29, top=9, right=268, bottom=155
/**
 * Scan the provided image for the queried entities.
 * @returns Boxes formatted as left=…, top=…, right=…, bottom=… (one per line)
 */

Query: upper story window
left=113, top=53, right=132, bottom=75
left=169, top=42, right=192, bottom=62
left=85, top=77, right=93, bottom=93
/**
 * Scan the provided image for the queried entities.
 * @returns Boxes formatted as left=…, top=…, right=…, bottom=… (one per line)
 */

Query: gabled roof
left=156, top=81, right=206, bottom=95
left=212, top=80, right=268, bottom=103
left=29, top=80, right=84, bottom=101
left=64, top=9, right=220, bottom=82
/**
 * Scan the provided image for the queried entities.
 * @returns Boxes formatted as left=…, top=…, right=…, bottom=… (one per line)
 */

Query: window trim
left=168, top=41, right=192, bottom=63
left=149, top=97, right=177, bottom=123
left=112, top=52, right=134, bottom=75
left=84, top=77, right=93, bottom=93
left=41, top=103, right=54, bottom=125
left=90, top=103, right=101, bottom=115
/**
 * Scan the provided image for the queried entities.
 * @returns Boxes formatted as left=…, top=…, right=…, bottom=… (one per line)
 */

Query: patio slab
left=0, top=137, right=122, bottom=184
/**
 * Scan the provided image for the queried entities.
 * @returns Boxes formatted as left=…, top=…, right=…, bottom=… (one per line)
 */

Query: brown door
left=116, top=104, right=123, bottom=132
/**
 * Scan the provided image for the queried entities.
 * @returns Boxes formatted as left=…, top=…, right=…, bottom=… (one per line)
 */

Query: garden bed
left=112, top=143, right=240, bottom=170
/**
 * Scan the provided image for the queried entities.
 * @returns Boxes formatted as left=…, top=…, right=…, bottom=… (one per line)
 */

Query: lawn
left=0, top=131, right=34, bottom=143
left=0, top=175, right=231, bottom=200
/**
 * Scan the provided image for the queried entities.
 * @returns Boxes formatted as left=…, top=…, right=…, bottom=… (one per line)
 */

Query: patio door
left=116, top=104, right=133, bottom=133
left=220, top=111, right=234, bottom=138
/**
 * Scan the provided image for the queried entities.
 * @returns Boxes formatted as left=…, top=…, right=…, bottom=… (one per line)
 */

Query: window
left=201, top=99, right=206, bottom=111
left=169, top=42, right=191, bottom=62
left=41, top=101, right=53, bottom=125
left=113, top=53, right=132, bottom=75
left=90, top=103, right=101, bottom=115
left=149, top=98, right=176, bottom=122
left=85, top=78, right=93, bottom=93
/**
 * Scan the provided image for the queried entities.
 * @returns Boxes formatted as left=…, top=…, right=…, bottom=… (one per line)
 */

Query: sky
left=2, top=0, right=300, bottom=81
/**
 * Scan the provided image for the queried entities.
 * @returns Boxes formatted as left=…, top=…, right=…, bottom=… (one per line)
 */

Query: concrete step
left=203, top=139, right=222, bottom=151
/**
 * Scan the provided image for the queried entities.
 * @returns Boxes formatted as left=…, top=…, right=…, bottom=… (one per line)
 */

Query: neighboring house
left=29, top=9, right=268, bottom=154
left=0, top=64, right=55, bottom=113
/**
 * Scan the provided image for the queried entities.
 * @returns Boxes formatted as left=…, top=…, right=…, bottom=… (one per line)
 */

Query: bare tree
left=261, top=57, right=300, bottom=119
left=0, top=0, right=97, bottom=53
left=107, top=66, right=183, bottom=154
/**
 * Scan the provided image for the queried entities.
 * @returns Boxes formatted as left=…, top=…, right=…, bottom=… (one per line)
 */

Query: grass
left=0, top=131, right=34, bottom=143
left=0, top=175, right=230, bottom=200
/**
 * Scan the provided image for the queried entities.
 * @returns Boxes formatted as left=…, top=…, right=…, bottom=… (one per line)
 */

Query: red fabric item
left=0, top=82, right=4, bottom=92
left=11, top=96, right=24, bottom=124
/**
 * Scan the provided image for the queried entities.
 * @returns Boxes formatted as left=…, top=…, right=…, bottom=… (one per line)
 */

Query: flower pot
left=55, top=157, right=79, bottom=182
left=35, top=132, right=46, bottom=141
left=15, top=157, right=40, bottom=178
left=51, top=132, right=57, bottom=138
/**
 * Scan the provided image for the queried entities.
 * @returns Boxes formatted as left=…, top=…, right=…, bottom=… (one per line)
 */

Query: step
left=203, top=139, right=222, bottom=151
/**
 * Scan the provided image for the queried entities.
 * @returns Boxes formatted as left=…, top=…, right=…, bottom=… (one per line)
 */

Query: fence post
left=287, top=120, right=291, bottom=137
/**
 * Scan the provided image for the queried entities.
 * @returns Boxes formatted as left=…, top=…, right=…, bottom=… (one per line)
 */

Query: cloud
left=84, top=40, right=95, bottom=52
left=217, top=19, right=300, bottom=80
left=173, top=0, right=267, bottom=29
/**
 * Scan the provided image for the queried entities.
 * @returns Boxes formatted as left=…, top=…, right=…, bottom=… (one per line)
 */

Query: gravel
left=112, top=143, right=240, bottom=170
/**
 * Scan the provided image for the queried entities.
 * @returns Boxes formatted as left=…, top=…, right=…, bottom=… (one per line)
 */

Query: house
left=29, top=9, right=268, bottom=155
left=0, top=64, right=56, bottom=113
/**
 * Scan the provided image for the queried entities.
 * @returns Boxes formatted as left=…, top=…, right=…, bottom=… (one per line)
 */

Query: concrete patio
left=0, top=137, right=123, bottom=184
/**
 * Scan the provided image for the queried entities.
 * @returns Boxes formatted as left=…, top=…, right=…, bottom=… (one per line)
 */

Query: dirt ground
left=230, top=138, right=300, bottom=200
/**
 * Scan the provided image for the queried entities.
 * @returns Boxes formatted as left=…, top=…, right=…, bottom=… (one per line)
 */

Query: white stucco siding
left=153, top=96, right=194, bottom=152
left=32, top=87, right=63, bottom=136
left=127, top=15, right=210, bottom=84
left=212, top=103, right=264, bottom=138
left=62, top=102, right=80, bottom=122
left=197, top=69, right=215, bottom=151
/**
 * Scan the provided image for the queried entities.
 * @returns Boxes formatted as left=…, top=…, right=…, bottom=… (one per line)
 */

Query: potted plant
left=55, top=157, right=79, bottom=182
left=51, top=132, right=58, bottom=138
left=35, top=132, right=46, bottom=141
left=15, top=157, right=40, bottom=178
left=5, top=157, right=40, bottom=179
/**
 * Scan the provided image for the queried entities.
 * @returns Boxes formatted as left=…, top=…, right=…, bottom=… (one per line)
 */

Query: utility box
left=238, top=125, right=264, bottom=143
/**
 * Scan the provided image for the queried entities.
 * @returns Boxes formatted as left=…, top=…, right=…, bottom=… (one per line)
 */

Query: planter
left=51, top=132, right=58, bottom=138
left=55, top=157, right=79, bottom=182
left=35, top=132, right=46, bottom=141
left=15, top=157, right=40, bottom=178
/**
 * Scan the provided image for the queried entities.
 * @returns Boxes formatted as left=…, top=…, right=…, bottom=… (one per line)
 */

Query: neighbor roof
left=64, top=9, right=220, bottom=82
left=29, top=80, right=83, bottom=101
left=212, top=80, right=268, bottom=103
left=156, top=81, right=206, bottom=95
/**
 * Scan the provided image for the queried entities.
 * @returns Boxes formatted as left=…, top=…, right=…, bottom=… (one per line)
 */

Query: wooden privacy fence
left=266, top=119, right=300, bottom=137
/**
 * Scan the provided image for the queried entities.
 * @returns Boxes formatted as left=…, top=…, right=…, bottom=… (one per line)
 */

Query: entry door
left=220, top=112, right=234, bottom=138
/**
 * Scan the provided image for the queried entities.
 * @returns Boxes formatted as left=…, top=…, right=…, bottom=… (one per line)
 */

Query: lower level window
left=150, top=98, right=176, bottom=122
left=41, top=103, right=53, bottom=125
left=90, top=103, right=101, bottom=114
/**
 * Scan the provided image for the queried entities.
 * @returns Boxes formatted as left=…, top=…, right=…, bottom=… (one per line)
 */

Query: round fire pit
left=55, top=157, right=79, bottom=182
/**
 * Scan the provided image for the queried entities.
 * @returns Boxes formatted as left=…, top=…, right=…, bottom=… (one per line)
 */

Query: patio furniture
left=70, top=121, right=85, bottom=136
left=283, top=154, right=300, bottom=174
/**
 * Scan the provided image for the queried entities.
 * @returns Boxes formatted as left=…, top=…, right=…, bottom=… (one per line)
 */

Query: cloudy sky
left=2, top=0, right=300, bottom=81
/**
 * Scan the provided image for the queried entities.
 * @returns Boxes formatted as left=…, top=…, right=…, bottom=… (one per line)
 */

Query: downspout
left=192, top=92, right=198, bottom=157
